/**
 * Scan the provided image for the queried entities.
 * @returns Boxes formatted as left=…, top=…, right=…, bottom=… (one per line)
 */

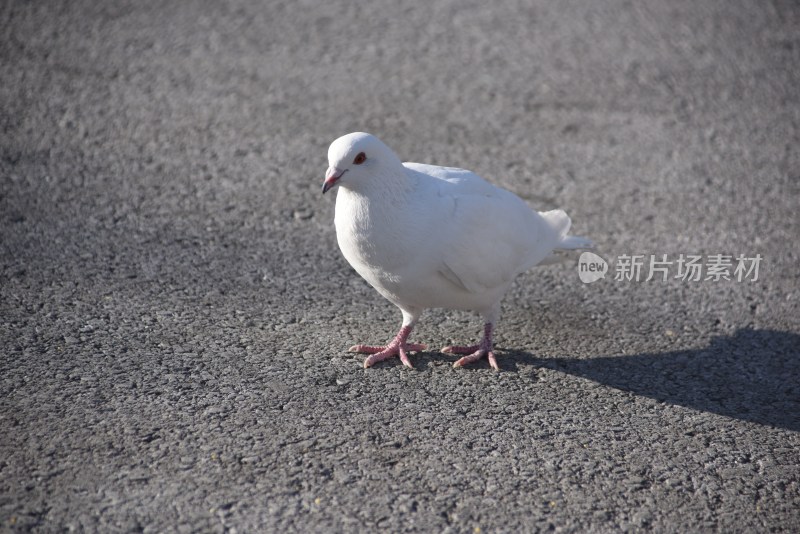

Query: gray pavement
left=2, top=0, right=799, bottom=532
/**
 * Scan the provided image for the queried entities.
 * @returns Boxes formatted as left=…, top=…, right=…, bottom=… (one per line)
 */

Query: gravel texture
left=2, top=0, right=799, bottom=532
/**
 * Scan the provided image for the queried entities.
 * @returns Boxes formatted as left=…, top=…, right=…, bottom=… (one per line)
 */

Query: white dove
left=322, top=132, right=591, bottom=370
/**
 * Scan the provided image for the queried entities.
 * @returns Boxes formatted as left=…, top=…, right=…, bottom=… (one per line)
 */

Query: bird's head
left=322, top=132, right=400, bottom=194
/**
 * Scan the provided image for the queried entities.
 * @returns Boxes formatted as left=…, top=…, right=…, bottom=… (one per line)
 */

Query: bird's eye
left=353, top=152, right=367, bottom=165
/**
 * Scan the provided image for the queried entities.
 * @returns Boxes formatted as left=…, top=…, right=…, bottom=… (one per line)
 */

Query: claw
left=350, top=325, right=424, bottom=368
left=398, top=346, right=414, bottom=368
left=448, top=323, right=499, bottom=370
left=452, top=350, right=500, bottom=370
left=363, top=345, right=419, bottom=369
left=452, top=350, right=488, bottom=368
left=487, top=351, right=499, bottom=371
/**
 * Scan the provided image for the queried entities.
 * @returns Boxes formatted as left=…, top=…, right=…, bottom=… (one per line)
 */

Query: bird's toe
left=452, top=349, right=500, bottom=370
left=442, top=344, right=480, bottom=355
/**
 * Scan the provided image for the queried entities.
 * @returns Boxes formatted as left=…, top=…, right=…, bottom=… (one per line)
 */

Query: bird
left=322, top=132, right=592, bottom=370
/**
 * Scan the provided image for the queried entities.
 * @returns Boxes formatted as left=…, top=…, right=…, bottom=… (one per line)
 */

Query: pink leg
left=442, top=323, right=499, bottom=370
left=349, top=325, right=427, bottom=369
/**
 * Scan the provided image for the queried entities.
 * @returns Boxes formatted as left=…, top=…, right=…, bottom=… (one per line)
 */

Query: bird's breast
left=334, top=191, right=418, bottom=285
left=335, top=211, right=406, bottom=272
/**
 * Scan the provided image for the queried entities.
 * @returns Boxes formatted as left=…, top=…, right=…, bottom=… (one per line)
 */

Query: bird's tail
left=557, top=235, right=594, bottom=250
left=538, top=210, right=593, bottom=265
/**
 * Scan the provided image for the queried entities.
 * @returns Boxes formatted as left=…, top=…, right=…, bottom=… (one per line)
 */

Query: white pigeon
left=322, top=132, right=592, bottom=370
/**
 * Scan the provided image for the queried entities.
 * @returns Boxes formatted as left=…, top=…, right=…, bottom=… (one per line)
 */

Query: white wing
left=403, top=162, right=499, bottom=195
left=404, top=163, right=561, bottom=294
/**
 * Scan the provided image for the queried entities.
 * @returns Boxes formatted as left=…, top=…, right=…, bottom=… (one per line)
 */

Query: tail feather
left=540, top=209, right=593, bottom=251
left=557, top=235, right=594, bottom=250
left=540, top=209, right=571, bottom=239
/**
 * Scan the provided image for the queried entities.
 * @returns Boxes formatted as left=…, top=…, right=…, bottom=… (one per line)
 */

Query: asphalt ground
left=1, top=0, right=799, bottom=532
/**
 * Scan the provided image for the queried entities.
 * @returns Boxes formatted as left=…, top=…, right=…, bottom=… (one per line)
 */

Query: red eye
left=353, top=152, right=366, bottom=165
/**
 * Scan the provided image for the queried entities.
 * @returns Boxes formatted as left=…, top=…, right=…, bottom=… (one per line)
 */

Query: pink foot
left=348, top=325, right=426, bottom=368
left=441, top=323, right=499, bottom=370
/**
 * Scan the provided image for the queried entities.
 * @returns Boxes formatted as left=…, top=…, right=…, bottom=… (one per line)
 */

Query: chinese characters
left=613, top=254, right=762, bottom=282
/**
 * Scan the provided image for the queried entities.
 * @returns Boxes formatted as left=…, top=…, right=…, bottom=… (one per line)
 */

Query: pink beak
left=322, top=167, right=347, bottom=194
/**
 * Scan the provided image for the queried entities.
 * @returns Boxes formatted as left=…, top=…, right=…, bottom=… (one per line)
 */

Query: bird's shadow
left=501, top=328, right=800, bottom=431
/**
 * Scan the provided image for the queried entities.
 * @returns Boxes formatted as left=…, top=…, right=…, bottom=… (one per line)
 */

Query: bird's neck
left=335, top=167, right=418, bottom=254
left=344, top=167, right=415, bottom=207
